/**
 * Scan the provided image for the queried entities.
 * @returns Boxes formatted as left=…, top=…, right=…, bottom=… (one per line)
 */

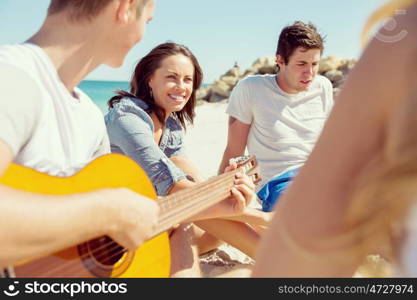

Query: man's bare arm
left=218, top=117, right=251, bottom=174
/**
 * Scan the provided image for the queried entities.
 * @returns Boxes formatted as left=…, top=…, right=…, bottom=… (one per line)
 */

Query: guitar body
left=0, top=154, right=170, bottom=278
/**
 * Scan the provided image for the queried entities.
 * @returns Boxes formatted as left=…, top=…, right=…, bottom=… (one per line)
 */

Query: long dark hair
left=108, top=43, right=203, bottom=129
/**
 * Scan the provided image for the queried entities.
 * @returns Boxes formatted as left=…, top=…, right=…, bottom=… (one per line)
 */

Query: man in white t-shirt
left=0, top=0, right=160, bottom=269
left=219, top=21, right=334, bottom=212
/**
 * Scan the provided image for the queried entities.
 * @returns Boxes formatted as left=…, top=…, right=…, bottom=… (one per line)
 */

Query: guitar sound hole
left=88, top=236, right=125, bottom=266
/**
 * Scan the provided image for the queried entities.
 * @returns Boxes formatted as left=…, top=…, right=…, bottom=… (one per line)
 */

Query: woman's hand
left=179, top=160, right=257, bottom=221
left=226, top=161, right=256, bottom=207
left=209, top=162, right=256, bottom=217
left=230, top=172, right=256, bottom=211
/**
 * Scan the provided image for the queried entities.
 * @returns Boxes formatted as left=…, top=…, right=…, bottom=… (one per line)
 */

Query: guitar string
left=27, top=184, right=231, bottom=277
left=159, top=161, right=254, bottom=209
left=157, top=175, right=235, bottom=224
left=20, top=161, right=256, bottom=276
left=158, top=171, right=233, bottom=212
left=157, top=168, right=250, bottom=217
left=155, top=184, right=234, bottom=234
left=19, top=177, right=237, bottom=276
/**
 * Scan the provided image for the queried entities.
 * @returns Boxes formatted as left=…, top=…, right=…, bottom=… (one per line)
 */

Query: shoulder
left=0, top=44, right=51, bottom=105
left=0, top=44, right=32, bottom=65
left=0, top=44, right=35, bottom=81
left=105, top=97, right=154, bottom=131
left=0, top=61, right=43, bottom=108
left=237, top=74, right=275, bottom=88
left=231, top=75, right=275, bottom=100
left=0, top=44, right=41, bottom=82
left=106, top=97, right=151, bottom=121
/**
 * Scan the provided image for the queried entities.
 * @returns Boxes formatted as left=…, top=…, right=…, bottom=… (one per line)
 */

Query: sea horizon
left=80, top=80, right=211, bottom=114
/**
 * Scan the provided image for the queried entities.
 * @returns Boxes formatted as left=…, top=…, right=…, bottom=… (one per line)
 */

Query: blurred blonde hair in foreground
left=346, top=0, right=417, bottom=277
left=361, top=0, right=416, bottom=45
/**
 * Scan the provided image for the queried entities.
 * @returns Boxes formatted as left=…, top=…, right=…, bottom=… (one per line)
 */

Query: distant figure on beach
left=0, top=0, right=158, bottom=269
left=253, top=0, right=417, bottom=277
left=219, top=21, right=334, bottom=212
left=105, top=42, right=270, bottom=277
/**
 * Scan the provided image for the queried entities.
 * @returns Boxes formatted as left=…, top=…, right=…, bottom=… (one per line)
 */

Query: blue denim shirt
left=105, top=97, right=187, bottom=196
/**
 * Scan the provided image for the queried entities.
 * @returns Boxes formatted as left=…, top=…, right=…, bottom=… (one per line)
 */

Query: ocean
left=78, top=80, right=130, bottom=114
left=79, top=80, right=210, bottom=114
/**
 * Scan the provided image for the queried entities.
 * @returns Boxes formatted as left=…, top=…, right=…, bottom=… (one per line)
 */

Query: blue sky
left=0, top=0, right=386, bottom=83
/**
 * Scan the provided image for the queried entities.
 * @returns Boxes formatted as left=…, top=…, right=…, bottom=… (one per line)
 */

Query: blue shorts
left=257, top=168, right=300, bottom=212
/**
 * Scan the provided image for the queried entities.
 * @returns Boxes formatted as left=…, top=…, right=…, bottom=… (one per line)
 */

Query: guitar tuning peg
left=252, top=173, right=261, bottom=184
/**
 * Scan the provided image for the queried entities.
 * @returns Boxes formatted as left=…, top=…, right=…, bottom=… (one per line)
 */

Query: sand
left=183, top=102, right=229, bottom=179
left=183, top=101, right=255, bottom=277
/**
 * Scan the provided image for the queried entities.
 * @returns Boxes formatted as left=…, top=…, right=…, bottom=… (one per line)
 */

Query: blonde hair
left=347, top=0, right=417, bottom=263
left=361, top=0, right=416, bottom=46
left=346, top=123, right=417, bottom=261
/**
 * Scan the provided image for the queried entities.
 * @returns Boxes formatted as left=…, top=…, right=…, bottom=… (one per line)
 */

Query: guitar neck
left=151, top=171, right=237, bottom=237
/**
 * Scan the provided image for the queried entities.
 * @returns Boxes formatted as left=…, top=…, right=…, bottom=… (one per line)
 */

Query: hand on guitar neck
left=160, top=156, right=259, bottom=225
left=186, top=162, right=257, bottom=221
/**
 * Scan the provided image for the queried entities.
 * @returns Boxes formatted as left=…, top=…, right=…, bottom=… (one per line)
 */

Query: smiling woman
left=148, top=54, right=195, bottom=119
left=107, top=43, right=202, bottom=129
left=104, top=42, right=262, bottom=277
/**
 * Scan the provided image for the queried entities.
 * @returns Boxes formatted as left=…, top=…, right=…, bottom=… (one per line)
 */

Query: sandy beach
left=183, top=102, right=229, bottom=179
left=182, top=101, right=256, bottom=277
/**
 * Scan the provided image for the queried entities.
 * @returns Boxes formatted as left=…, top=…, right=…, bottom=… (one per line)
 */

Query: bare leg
left=169, top=223, right=201, bottom=278
left=193, top=224, right=224, bottom=255
left=195, top=219, right=260, bottom=258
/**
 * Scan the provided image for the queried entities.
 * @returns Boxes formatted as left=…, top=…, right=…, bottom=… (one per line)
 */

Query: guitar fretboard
left=152, top=164, right=254, bottom=236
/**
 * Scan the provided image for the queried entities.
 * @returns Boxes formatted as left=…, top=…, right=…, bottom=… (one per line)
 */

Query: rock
left=209, top=93, right=228, bottom=103
left=250, top=56, right=275, bottom=75
left=338, top=58, right=357, bottom=75
left=209, top=80, right=231, bottom=102
left=333, top=87, right=342, bottom=98
left=196, top=86, right=210, bottom=101
left=242, top=68, right=256, bottom=78
left=333, top=79, right=345, bottom=88
left=319, top=55, right=342, bottom=74
left=219, top=75, right=239, bottom=88
left=257, top=64, right=277, bottom=75
left=211, top=80, right=231, bottom=97
left=324, top=70, right=344, bottom=83
left=224, top=66, right=241, bottom=78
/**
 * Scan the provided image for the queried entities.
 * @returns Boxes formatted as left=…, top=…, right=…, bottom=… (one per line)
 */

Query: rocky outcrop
left=197, top=55, right=357, bottom=102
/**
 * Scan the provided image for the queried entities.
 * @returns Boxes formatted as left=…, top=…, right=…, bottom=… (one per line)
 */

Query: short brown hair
left=276, top=21, right=324, bottom=67
left=48, top=0, right=149, bottom=21
left=108, top=43, right=203, bottom=129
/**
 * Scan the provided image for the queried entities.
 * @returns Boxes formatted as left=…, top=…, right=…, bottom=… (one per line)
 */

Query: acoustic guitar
left=0, top=154, right=259, bottom=278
